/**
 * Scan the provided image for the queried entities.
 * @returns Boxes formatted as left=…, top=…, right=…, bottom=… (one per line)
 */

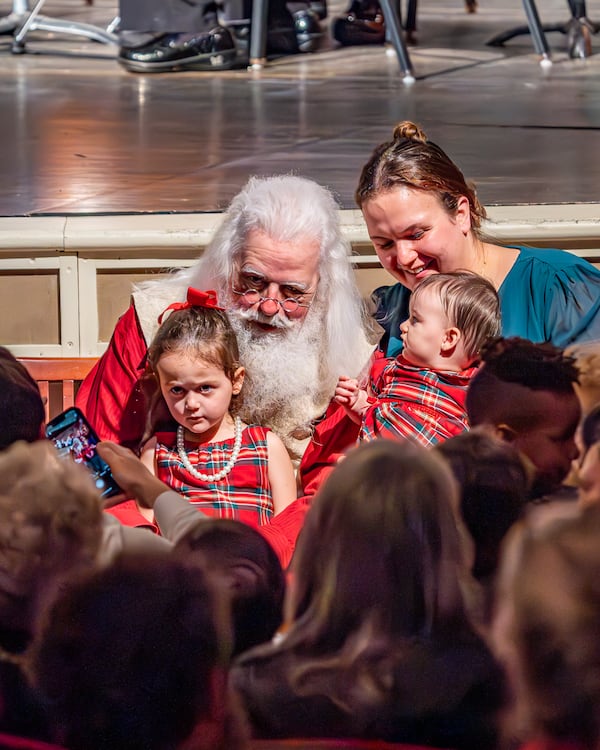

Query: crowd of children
left=1, top=279, right=600, bottom=750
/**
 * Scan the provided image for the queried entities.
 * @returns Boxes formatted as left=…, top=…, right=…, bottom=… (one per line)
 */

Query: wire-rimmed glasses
left=231, top=287, right=312, bottom=314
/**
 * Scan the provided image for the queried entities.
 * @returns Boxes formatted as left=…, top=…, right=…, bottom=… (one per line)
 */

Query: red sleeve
left=298, top=400, right=360, bottom=499
left=258, top=496, right=311, bottom=569
left=75, top=304, right=149, bottom=450
left=104, top=500, right=160, bottom=533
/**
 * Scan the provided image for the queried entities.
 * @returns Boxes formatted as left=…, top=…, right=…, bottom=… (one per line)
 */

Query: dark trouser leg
left=222, top=0, right=322, bottom=54
left=117, top=0, right=237, bottom=71
left=119, top=0, right=217, bottom=33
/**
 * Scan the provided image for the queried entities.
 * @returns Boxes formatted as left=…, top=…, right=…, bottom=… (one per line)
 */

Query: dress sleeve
left=298, top=400, right=360, bottom=498
left=75, top=303, right=149, bottom=449
left=540, top=257, right=600, bottom=347
left=154, top=489, right=210, bottom=544
left=99, top=513, right=171, bottom=566
left=502, top=249, right=600, bottom=348
left=371, top=283, right=411, bottom=357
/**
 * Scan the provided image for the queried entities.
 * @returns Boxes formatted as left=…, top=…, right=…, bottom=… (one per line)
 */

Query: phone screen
left=45, top=407, right=121, bottom=499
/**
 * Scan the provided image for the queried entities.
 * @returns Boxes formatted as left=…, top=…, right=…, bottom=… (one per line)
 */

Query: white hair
left=135, top=175, right=374, bottom=378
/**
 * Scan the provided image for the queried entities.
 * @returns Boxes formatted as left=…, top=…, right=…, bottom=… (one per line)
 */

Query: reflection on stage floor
left=1, top=0, right=600, bottom=215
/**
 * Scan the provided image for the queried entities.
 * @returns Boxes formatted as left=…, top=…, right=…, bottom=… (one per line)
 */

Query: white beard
left=229, top=305, right=336, bottom=462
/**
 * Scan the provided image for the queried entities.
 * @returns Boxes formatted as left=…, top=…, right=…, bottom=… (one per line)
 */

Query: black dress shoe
left=332, top=0, right=385, bottom=46
left=228, top=20, right=299, bottom=56
left=293, top=9, right=324, bottom=52
left=0, top=12, right=19, bottom=35
left=118, top=27, right=238, bottom=73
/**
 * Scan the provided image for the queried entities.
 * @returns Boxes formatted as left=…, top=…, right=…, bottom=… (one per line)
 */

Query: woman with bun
left=358, top=121, right=600, bottom=356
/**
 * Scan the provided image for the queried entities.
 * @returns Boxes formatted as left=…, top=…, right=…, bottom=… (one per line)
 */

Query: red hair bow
left=158, top=288, right=224, bottom=324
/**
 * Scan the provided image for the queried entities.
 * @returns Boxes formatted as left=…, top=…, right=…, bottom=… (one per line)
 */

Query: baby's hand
left=335, top=375, right=359, bottom=408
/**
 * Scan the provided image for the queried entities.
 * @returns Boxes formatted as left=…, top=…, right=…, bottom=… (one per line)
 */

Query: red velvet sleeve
left=298, top=400, right=360, bottom=498
left=75, top=304, right=148, bottom=450
left=261, top=400, right=365, bottom=567
left=258, top=495, right=311, bottom=569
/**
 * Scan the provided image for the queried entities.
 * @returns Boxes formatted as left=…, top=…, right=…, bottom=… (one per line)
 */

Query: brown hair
left=494, top=503, right=600, bottom=749
left=0, top=440, right=102, bottom=633
left=0, top=346, right=45, bottom=450
left=410, top=271, right=501, bottom=363
left=174, top=519, right=285, bottom=657
left=30, top=554, right=242, bottom=750
left=143, top=306, right=242, bottom=440
left=355, top=121, right=487, bottom=236
left=232, top=441, right=501, bottom=746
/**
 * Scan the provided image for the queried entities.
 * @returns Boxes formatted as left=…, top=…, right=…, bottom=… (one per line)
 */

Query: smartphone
left=45, top=407, right=121, bottom=499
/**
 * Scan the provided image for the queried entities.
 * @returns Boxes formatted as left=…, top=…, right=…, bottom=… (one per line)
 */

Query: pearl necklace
left=177, top=416, right=243, bottom=482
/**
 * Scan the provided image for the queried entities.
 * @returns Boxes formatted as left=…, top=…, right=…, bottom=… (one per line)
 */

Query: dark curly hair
left=477, top=337, right=579, bottom=391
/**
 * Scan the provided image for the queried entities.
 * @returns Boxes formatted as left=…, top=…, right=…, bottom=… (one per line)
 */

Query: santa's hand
left=97, top=442, right=169, bottom=509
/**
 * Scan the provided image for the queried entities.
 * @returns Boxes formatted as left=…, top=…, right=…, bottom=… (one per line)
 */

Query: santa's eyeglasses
left=231, top=287, right=312, bottom=314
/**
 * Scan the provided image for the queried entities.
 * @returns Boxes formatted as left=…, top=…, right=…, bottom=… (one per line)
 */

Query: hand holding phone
left=45, top=407, right=122, bottom=499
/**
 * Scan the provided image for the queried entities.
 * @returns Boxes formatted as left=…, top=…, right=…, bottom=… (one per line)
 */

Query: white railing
left=1, top=205, right=599, bottom=357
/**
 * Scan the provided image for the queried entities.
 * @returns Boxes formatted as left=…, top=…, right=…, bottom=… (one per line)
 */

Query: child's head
left=174, top=519, right=285, bottom=656
left=575, top=404, right=600, bottom=508
left=467, top=337, right=581, bottom=498
left=401, top=271, right=501, bottom=369
left=565, top=341, right=600, bottom=417
left=435, top=428, right=530, bottom=585
left=0, top=346, right=45, bottom=451
left=30, top=554, right=243, bottom=750
left=0, top=440, right=102, bottom=633
left=146, top=293, right=244, bottom=438
left=492, top=502, right=600, bottom=749
left=287, top=439, right=471, bottom=645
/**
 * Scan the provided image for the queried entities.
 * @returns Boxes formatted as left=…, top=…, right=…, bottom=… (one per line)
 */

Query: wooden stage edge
left=1, top=204, right=600, bottom=259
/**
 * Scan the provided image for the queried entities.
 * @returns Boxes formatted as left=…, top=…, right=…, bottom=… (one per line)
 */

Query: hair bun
left=392, top=121, right=427, bottom=143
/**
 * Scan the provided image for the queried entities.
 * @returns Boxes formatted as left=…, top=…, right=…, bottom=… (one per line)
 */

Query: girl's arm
left=138, top=436, right=158, bottom=522
left=266, top=431, right=297, bottom=515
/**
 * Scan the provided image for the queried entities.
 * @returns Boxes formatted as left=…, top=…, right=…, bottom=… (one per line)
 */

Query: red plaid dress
left=154, top=424, right=273, bottom=527
left=360, top=355, right=478, bottom=447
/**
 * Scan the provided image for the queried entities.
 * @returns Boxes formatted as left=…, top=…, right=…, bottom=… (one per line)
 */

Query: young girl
left=140, top=288, right=297, bottom=527
left=335, top=271, right=501, bottom=447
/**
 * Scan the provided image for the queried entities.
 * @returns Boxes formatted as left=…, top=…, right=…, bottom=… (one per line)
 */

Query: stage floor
left=1, top=0, right=600, bottom=216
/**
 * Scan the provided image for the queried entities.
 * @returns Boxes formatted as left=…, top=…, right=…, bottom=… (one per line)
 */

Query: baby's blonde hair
left=410, top=271, right=501, bottom=362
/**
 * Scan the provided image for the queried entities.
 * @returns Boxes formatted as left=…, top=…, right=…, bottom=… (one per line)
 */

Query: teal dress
left=373, top=245, right=600, bottom=357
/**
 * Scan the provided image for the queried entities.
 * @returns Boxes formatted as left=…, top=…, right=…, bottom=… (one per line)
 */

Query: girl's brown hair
left=495, top=504, right=600, bottom=749
left=143, top=306, right=241, bottom=443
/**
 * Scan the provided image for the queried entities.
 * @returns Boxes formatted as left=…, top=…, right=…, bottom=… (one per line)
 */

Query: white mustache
left=233, top=305, right=294, bottom=331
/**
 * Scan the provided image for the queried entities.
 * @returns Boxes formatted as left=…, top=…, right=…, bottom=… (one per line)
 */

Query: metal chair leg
left=10, top=0, right=118, bottom=54
left=379, top=0, right=415, bottom=82
left=522, top=0, right=551, bottom=57
left=487, top=0, right=598, bottom=60
left=248, top=0, right=268, bottom=67
left=487, top=0, right=551, bottom=64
